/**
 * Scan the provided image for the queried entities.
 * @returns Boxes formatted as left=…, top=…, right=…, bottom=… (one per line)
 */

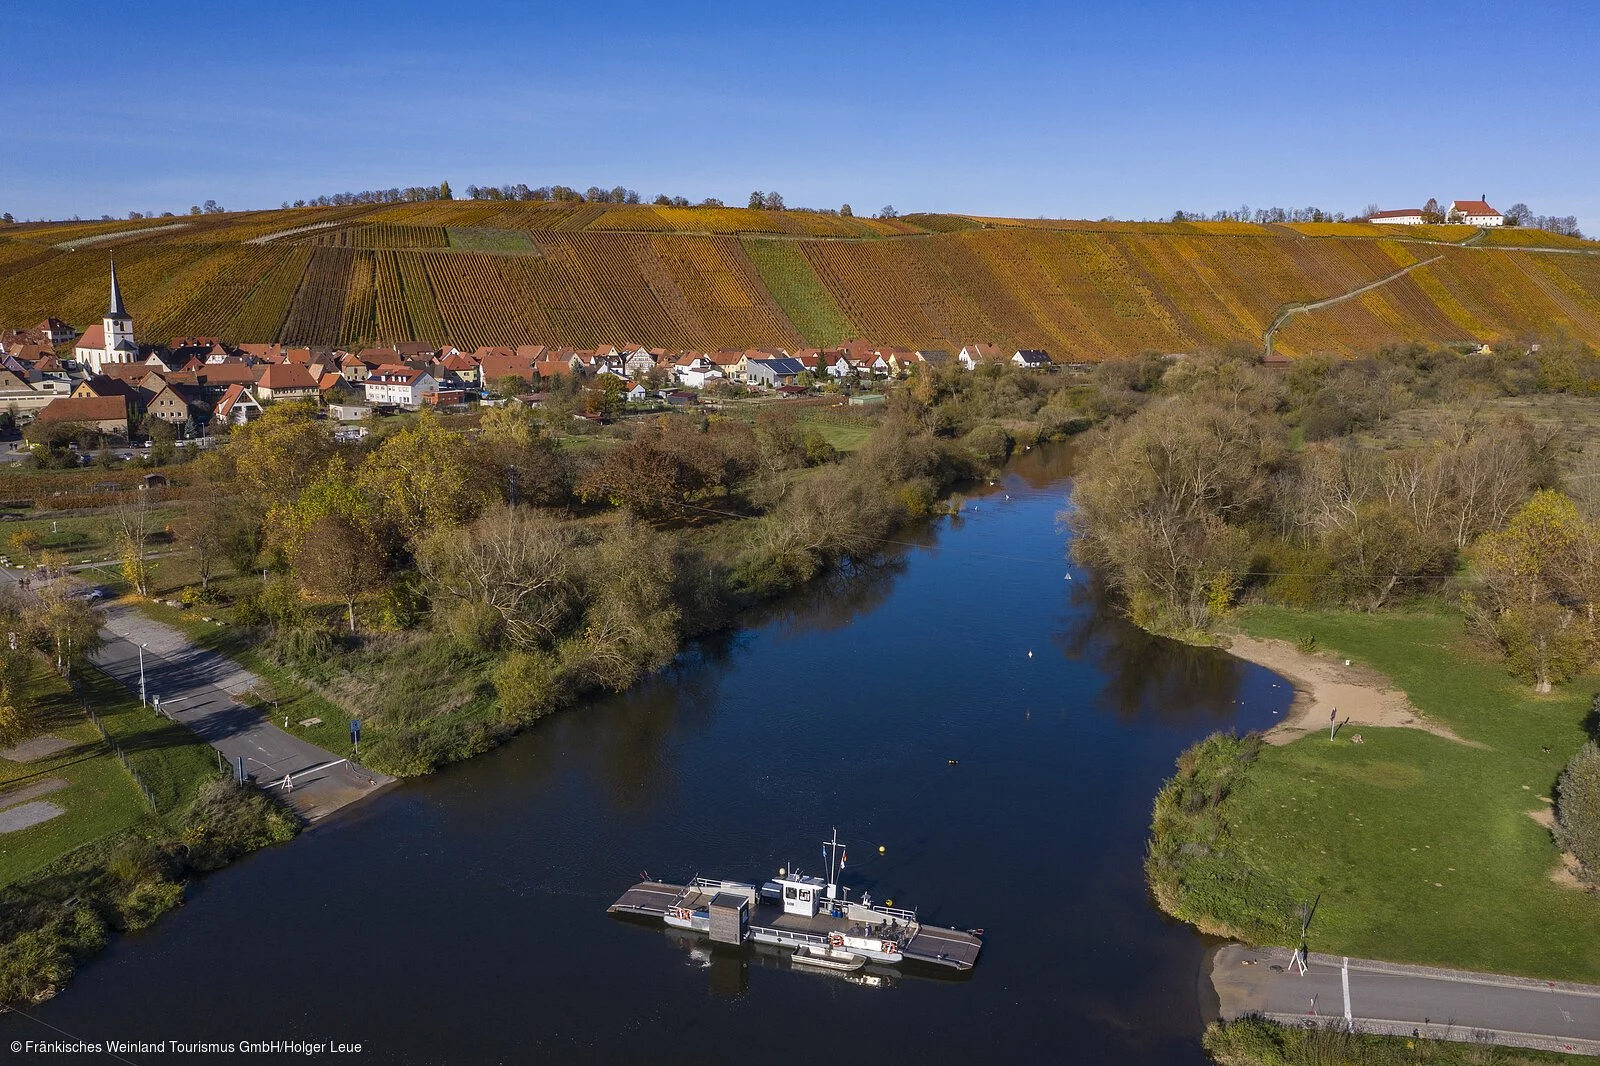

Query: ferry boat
left=607, top=830, right=983, bottom=973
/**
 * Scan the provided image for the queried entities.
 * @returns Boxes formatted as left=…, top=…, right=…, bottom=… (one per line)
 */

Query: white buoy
left=1027, top=650, right=1033, bottom=658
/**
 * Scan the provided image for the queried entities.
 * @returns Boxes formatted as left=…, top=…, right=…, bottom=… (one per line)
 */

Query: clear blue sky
left=6, top=0, right=1596, bottom=229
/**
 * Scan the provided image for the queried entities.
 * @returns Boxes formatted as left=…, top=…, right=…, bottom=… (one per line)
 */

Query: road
left=0, top=562, right=392, bottom=821
left=1212, top=944, right=1600, bottom=1056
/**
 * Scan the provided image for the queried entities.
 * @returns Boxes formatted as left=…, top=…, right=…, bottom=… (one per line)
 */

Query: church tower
left=102, top=260, right=137, bottom=368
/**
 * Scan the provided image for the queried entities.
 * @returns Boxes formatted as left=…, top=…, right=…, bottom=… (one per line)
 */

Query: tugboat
left=607, top=829, right=983, bottom=973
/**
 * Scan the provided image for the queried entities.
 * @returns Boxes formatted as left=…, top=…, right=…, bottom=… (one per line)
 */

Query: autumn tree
left=1555, top=742, right=1600, bottom=881
left=179, top=459, right=232, bottom=590
left=1470, top=490, right=1599, bottom=690
left=1069, top=397, right=1285, bottom=633
left=113, top=490, right=157, bottom=596
left=358, top=412, right=494, bottom=543
left=568, top=520, right=681, bottom=691
left=32, top=581, right=103, bottom=678
left=418, top=504, right=577, bottom=650
left=218, top=401, right=333, bottom=512
left=268, top=462, right=388, bottom=633
left=478, top=403, right=570, bottom=506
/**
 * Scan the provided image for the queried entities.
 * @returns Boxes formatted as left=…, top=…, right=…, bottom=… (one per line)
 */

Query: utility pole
left=138, top=643, right=147, bottom=706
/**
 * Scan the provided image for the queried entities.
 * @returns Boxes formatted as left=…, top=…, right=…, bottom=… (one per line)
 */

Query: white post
left=1342, top=957, right=1352, bottom=1027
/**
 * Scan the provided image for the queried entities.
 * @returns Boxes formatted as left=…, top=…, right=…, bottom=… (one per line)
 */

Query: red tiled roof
left=1369, top=208, right=1424, bottom=219
left=256, top=363, right=318, bottom=391
left=36, top=395, right=128, bottom=424
left=76, top=324, right=106, bottom=350
left=1451, top=199, right=1499, bottom=216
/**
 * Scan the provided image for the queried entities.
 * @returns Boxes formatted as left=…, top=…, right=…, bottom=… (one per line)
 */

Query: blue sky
left=5, top=0, right=1596, bottom=228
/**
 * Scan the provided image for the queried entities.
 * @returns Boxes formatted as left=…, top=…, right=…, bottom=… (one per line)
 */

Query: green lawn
left=0, top=660, right=214, bottom=888
left=0, top=506, right=182, bottom=564
left=800, top=419, right=872, bottom=453
left=1217, top=607, right=1600, bottom=981
left=445, top=227, right=536, bottom=252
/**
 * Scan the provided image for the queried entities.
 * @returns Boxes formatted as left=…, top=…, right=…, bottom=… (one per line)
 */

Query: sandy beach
left=1222, top=633, right=1478, bottom=746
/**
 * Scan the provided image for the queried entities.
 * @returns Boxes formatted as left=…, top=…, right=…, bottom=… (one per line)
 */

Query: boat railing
left=858, top=901, right=918, bottom=924
left=690, top=877, right=756, bottom=892
left=755, top=926, right=830, bottom=948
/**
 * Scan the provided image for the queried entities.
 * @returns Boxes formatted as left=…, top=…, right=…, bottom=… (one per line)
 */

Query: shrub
left=494, top=650, right=565, bottom=724
left=116, top=879, right=185, bottom=931
left=107, top=837, right=170, bottom=885
left=1554, top=741, right=1600, bottom=881
left=965, top=423, right=1013, bottom=465
left=0, top=927, right=73, bottom=1004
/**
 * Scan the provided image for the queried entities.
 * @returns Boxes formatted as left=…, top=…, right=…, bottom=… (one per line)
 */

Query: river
left=1, top=444, right=1287, bottom=1063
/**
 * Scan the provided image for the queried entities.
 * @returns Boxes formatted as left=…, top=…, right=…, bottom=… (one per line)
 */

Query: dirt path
left=1223, top=633, right=1479, bottom=746
left=1264, top=254, right=1444, bottom=357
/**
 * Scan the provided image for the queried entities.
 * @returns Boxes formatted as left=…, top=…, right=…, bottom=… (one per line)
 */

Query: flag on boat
left=840, top=848, right=846, bottom=868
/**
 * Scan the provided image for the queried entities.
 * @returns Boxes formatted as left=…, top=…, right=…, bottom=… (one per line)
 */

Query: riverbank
left=1151, top=605, right=1600, bottom=985
left=1205, top=1016, right=1600, bottom=1065
left=1221, top=633, right=1476, bottom=746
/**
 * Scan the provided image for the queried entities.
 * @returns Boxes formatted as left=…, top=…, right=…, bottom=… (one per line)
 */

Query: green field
left=1184, top=607, right=1600, bottom=981
left=0, top=662, right=214, bottom=887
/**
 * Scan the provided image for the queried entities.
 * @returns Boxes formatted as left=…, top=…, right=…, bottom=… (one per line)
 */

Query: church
left=73, top=261, right=141, bottom=374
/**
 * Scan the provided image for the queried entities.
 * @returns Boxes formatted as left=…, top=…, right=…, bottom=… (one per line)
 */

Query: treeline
left=1171, top=205, right=1352, bottom=224
left=285, top=183, right=453, bottom=209
left=185, top=370, right=1075, bottom=775
left=1069, top=339, right=1600, bottom=688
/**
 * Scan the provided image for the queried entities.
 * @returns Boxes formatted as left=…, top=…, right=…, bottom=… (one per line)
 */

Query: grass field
left=0, top=660, right=215, bottom=887
left=1206, top=607, right=1600, bottom=981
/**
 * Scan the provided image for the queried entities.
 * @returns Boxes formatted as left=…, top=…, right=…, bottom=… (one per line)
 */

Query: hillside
left=2, top=203, right=1598, bottom=357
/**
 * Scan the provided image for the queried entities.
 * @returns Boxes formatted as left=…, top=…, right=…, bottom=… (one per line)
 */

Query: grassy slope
left=0, top=660, right=215, bottom=887
left=1223, top=607, right=1600, bottom=981
left=4, top=205, right=1599, bottom=355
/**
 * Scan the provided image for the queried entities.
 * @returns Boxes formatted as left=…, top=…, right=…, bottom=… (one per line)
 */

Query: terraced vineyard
left=0, top=202, right=1596, bottom=354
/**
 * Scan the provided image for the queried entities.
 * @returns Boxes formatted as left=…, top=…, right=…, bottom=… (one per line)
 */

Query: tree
left=748, top=191, right=765, bottom=210
left=267, top=463, right=387, bottom=632
left=1555, top=742, right=1600, bottom=882
left=840, top=204, right=853, bottom=218
left=653, top=194, right=672, bottom=206
left=358, top=411, right=494, bottom=542
left=1421, top=198, right=1444, bottom=224
left=418, top=505, right=577, bottom=650
left=569, top=520, right=681, bottom=691
left=762, top=191, right=785, bottom=211
left=439, top=180, right=453, bottom=200
left=1069, top=397, right=1285, bottom=632
left=478, top=403, right=569, bottom=505
left=31, top=581, right=103, bottom=678
left=113, top=491, right=157, bottom=597
left=219, top=402, right=332, bottom=511
left=878, top=205, right=898, bottom=219
left=179, top=461, right=231, bottom=589
left=1504, top=202, right=1533, bottom=227
left=1471, top=490, right=1599, bottom=690
left=492, top=374, right=530, bottom=400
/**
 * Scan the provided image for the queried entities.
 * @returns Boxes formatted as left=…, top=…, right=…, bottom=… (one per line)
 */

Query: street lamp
left=138, top=643, right=147, bottom=707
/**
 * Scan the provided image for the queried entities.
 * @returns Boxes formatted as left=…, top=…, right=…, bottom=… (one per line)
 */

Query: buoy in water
left=878, top=845, right=886, bottom=854
left=1027, top=650, right=1033, bottom=658
left=947, top=758, right=958, bottom=765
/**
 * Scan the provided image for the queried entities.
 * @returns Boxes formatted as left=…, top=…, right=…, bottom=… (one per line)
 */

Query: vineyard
left=1, top=203, right=1598, bottom=355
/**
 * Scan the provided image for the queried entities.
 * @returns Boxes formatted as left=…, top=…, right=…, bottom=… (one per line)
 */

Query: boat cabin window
left=785, top=887, right=797, bottom=900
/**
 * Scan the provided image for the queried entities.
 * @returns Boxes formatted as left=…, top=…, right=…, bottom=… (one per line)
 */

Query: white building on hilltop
left=1449, top=199, right=1503, bottom=226
left=73, top=261, right=140, bottom=374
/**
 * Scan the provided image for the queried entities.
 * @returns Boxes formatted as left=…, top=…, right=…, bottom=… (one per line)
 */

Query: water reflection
left=1053, top=573, right=1250, bottom=727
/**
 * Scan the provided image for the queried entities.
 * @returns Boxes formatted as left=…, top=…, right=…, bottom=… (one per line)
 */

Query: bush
left=0, top=927, right=73, bottom=1004
left=179, top=778, right=299, bottom=870
left=494, top=650, right=565, bottom=724
left=965, top=423, right=1013, bottom=465
left=269, top=626, right=338, bottom=670
left=116, top=879, right=185, bottom=931
left=1554, top=741, right=1600, bottom=881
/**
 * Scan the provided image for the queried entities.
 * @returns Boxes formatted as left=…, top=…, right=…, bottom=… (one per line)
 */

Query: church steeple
left=108, top=259, right=127, bottom=318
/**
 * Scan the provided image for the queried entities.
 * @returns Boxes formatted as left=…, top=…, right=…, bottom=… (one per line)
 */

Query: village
left=0, top=262, right=1068, bottom=452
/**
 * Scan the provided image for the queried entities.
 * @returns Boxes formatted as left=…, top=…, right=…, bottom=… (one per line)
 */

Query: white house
left=363, top=364, right=439, bottom=408
left=623, top=347, right=658, bottom=379
left=826, top=354, right=858, bottom=379
left=672, top=355, right=724, bottom=389
left=1449, top=199, right=1503, bottom=226
left=1012, top=349, right=1052, bottom=369
left=957, top=343, right=1002, bottom=370
left=73, top=261, right=140, bottom=375
left=214, top=383, right=264, bottom=425
left=1368, top=208, right=1426, bottom=226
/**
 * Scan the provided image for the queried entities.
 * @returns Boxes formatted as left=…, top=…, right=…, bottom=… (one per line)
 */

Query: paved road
left=0, top=563, right=392, bottom=822
left=90, top=602, right=393, bottom=821
left=1213, top=944, right=1600, bottom=1056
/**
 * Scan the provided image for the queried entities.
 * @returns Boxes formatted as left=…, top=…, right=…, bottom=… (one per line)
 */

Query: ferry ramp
left=903, top=926, right=983, bottom=970
left=608, top=881, right=681, bottom=918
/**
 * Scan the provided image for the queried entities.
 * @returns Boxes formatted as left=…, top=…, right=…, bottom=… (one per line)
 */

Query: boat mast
left=823, top=827, right=845, bottom=900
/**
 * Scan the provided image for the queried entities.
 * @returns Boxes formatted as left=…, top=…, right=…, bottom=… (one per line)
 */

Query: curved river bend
left=2, top=445, right=1286, bottom=1063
